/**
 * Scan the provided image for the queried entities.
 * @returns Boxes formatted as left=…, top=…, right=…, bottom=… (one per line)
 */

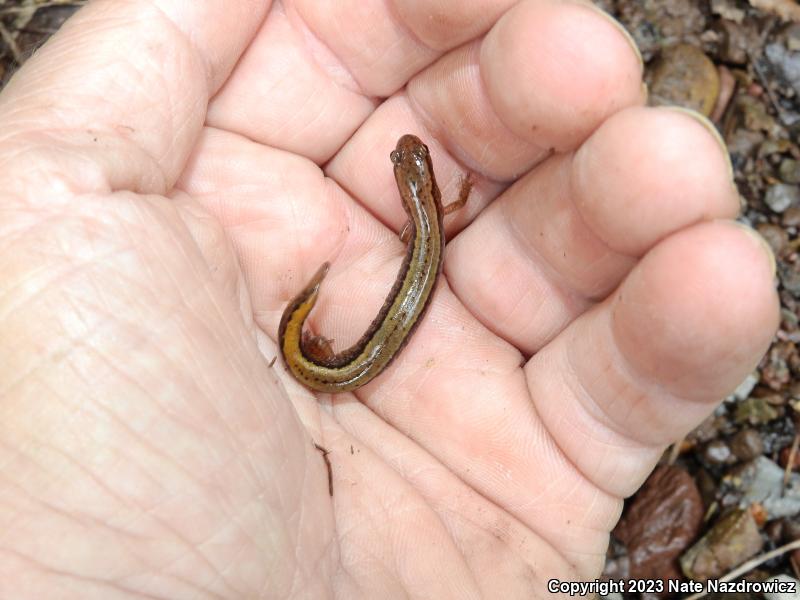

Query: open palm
left=0, top=1, right=778, bottom=598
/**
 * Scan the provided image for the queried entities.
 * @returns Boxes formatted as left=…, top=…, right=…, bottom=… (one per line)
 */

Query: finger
left=0, top=0, right=267, bottom=195
left=325, top=0, right=644, bottom=234
left=206, top=0, right=520, bottom=162
left=446, top=107, right=741, bottom=353
left=529, top=221, right=778, bottom=499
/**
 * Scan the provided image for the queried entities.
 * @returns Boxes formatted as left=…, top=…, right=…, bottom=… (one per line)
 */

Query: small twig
left=750, top=54, right=787, bottom=122
left=783, top=433, right=800, bottom=486
left=667, top=437, right=684, bottom=465
left=702, top=500, right=719, bottom=524
left=683, top=539, right=800, bottom=600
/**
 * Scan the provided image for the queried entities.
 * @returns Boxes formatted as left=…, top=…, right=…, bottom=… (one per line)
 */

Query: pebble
left=765, top=183, right=800, bottom=213
left=761, top=417, right=797, bottom=454
left=735, top=397, right=780, bottom=425
left=730, top=428, right=765, bottom=461
left=649, top=44, right=720, bottom=116
left=764, top=343, right=797, bottom=391
left=680, top=508, right=763, bottom=581
left=704, top=439, right=736, bottom=465
left=757, top=222, right=789, bottom=256
left=613, top=466, right=703, bottom=583
left=782, top=206, right=800, bottom=227
left=731, top=456, right=800, bottom=519
left=790, top=24, right=800, bottom=53
left=765, top=41, right=800, bottom=97
left=727, top=128, right=765, bottom=167
left=780, top=158, right=800, bottom=185
left=616, top=0, right=707, bottom=61
left=763, top=574, right=800, bottom=600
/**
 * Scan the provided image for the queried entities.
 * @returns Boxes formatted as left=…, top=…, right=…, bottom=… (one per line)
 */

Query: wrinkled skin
left=0, top=0, right=778, bottom=598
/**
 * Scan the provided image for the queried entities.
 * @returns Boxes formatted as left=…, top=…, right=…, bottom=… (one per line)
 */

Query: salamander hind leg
left=302, top=331, right=336, bottom=361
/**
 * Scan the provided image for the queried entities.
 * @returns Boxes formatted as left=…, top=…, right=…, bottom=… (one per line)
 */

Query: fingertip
left=480, top=0, right=644, bottom=150
left=613, top=220, right=779, bottom=401
left=572, top=106, right=740, bottom=256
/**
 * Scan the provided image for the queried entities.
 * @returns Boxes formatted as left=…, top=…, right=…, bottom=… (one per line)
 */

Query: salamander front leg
left=443, top=172, right=473, bottom=215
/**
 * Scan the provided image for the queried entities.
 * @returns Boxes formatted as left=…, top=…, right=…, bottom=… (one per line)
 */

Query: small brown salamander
left=278, top=134, right=471, bottom=392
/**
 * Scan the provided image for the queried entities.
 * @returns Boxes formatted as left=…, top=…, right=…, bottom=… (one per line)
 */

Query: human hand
left=0, top=1, right=778, bottom=598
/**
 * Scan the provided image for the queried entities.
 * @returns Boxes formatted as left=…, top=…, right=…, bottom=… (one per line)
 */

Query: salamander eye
left=390, top=149, right=401, bottom=164
left=416, top=145, right=429, bottom=160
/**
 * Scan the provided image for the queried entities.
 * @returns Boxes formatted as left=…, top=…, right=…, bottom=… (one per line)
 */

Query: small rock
left=679, top=509, right=763, bottom=581
left=730, top=428, right=765, bottom=461
left=648, top=44, right=720, bottom=116
left=616, top=0, right=707, bottom=62
left=790, top=24, right=800, bottom=53
left=697, top=468, right=719, bottom=508
left=614, top=465, right=703, bottom=585
left=765, top=183, right=800, bottom=213
left=738, top=94, right=780, bottom=135
left=727, top=127, right=765, bottom=166
left=728, top=456, right=800, bottom=519
left=703, top=439, right=736, bottom=466
left=780, top=260, right=800, bottom=298
left=780, top=158, right=800, bottom=185
left=762, top=342, right=794, bottom=387
left=735, top=397, right=780, bottom=425
left=761, top=417, right=797, bottom=454
left=765, top=42, right=800, bottom=98
left=690, top=413, right=727, bottom=443
left=763, top=574, right=800, bottom=600
left=760, top=138, right=794, bottom=158
left=757, top=223, right=789, bottom=256
left=783, top=206, right=800, bottom=226
left=782, top=307, right=800, bottom=333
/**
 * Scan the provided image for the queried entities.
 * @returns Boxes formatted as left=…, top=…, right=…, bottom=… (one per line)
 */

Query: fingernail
left=578, top=1, right=643, bottom=69
left=662, top=106, right=736, bottom=190
left=731, top=221, right=777, bottom=276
